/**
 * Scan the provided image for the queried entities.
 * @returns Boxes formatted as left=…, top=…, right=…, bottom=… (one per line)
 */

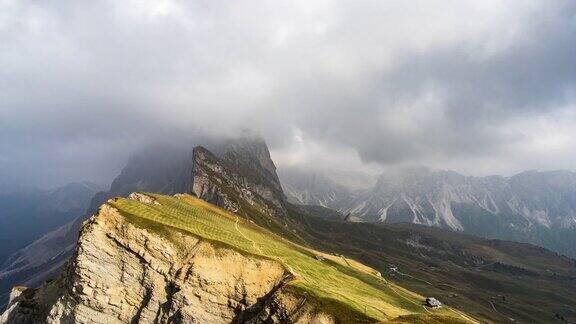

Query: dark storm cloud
left=1, top=0, right=576, bottom=187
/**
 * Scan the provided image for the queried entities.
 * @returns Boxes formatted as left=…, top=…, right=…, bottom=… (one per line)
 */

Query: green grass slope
left=108, top=193, right=473, bottom=323
left=284, top=206, right=576, bottom=323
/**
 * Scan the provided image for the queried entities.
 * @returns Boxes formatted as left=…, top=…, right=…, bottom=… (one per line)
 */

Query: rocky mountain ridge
left=283, top=167, right=576, bottom=258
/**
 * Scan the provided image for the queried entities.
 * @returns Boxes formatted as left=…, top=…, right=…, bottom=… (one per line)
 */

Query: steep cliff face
left=209, top=136, right=283, bottom=195
left=191, top=146, right=300, bottom=241
left=0, top=194, right=334, bottom=324
left=357, top=168, right=576, bottom=257
left=0, top=145, right=195, bottom=309
left=192, top=146, right=285, bottom=215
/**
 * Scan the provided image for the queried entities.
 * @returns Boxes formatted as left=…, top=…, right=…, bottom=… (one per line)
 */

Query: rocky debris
left=7, top=287, right=25, bottom=306
left=0, top=202, right=334, bottom=323
left=343, top=213, right=352, bottom=222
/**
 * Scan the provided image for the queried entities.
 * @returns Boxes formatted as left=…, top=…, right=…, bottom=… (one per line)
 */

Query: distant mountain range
left=281, top=167, right=576, bottom=258
left=279, top=168, right=374, bottom=218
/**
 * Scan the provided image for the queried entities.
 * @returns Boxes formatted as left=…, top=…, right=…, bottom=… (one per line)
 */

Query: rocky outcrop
left=209, top=136, right=283, bottom=195
left=192, top=146, right=286, bottom=219
left=0, top=196, right=334, bottom=324
left=190, top=144, right=305, bottom=243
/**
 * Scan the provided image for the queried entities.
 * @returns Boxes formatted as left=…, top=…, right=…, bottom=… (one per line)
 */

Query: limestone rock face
left=210, top=136, right=284, bottom=195
left=191, top=146, right=286, bottom=218
left=1, top=199, right=331, bottom=323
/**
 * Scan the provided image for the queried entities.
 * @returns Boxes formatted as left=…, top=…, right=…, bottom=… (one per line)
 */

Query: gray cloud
left=1, top=0, right=575, bottom=187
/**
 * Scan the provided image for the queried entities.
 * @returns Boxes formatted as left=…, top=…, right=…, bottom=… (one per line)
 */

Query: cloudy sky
left=1, top=0, right=575, bottom=188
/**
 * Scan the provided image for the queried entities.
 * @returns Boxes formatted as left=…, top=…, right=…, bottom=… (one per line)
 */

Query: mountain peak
left=208, top=136, right=282, bottom=193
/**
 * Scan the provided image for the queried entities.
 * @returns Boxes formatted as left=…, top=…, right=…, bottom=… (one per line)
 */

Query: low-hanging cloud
left=1, top=0, right=575, bottom=187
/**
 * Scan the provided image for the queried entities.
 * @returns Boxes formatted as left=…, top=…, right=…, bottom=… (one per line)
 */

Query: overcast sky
left=1, top=0, right=575, bottom=188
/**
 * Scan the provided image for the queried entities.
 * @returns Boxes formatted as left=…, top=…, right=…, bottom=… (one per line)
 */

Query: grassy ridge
left=109, top=193, right=470, bottom=323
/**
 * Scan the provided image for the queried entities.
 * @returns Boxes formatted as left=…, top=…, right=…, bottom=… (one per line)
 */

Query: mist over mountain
left=0, top=145, right=189, bottom=309
left=4, top=136, right=576, bottom=309
left=0, top=182, right=101, bottom=264
left=279, top=168, right=374, bottom=220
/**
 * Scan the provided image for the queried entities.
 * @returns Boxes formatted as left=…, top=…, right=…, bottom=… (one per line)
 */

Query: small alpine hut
left=425, top=297, right=442, bottom=308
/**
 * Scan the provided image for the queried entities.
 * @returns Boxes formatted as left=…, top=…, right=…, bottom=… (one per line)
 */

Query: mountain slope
left=1, top=193, right=469, bottom=323
left=0, top=182, right=101, bottom=308
left=191, top=145, right=301, bottom=241
left=284, top=206, right=576, bottom=323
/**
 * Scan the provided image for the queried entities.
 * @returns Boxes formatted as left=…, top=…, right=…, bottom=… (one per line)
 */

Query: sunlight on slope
left=109, top=193, right=472, bottom=323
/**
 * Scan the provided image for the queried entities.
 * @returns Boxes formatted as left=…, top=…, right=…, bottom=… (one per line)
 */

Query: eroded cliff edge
left=1, top=195, right=334, bottom=324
